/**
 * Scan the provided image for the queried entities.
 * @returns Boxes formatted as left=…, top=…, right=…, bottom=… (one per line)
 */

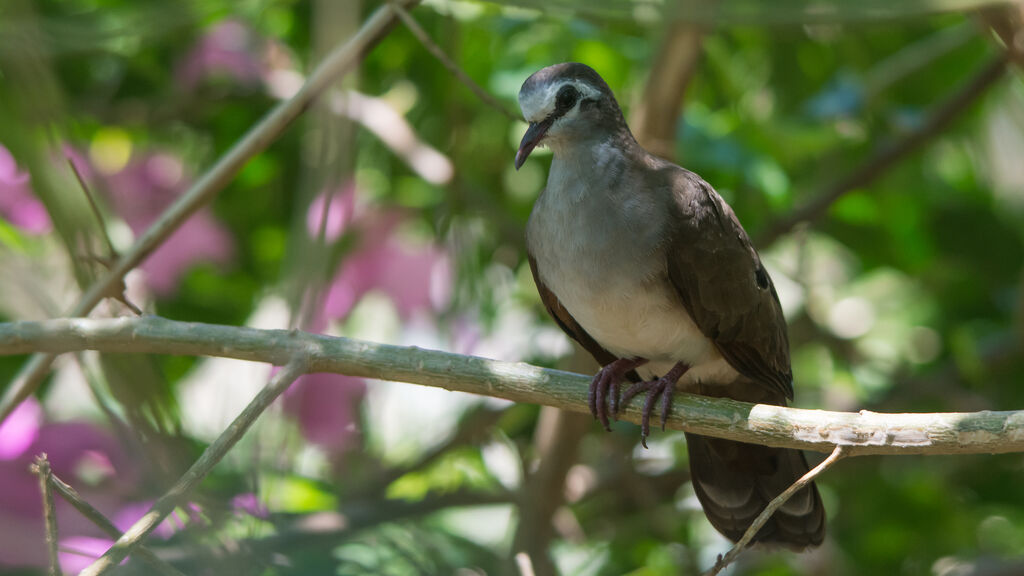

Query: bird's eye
left=556, top=86, right=579, bottom=111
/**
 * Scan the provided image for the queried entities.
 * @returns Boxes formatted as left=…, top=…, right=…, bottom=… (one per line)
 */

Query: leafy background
left=1, top=0, right=1024, bottom=574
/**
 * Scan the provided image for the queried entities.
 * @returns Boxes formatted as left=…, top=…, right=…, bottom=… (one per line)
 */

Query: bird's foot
left=617, top=362, right=689, bottom=448
left=588, top=357, right=648, bottom=431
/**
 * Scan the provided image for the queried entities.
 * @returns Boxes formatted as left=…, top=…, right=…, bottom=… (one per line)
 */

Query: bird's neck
left=547, top=130, right=640, bottom=199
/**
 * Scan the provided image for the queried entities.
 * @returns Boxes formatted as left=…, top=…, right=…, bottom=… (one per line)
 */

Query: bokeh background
left=2, top=1, right=1024, bottom=574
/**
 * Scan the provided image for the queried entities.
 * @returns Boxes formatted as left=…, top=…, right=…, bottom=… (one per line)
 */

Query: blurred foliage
left=2, top=0, right=1024, bottom=575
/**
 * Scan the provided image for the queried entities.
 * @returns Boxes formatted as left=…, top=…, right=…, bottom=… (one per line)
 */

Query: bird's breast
left=527, top=183, right=736, bottom=386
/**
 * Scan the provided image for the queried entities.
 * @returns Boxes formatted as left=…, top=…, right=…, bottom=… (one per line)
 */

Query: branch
left=46, top=469, right=185, bottom=576
left=3, top=316, right=1024, bottom=456
left=755, top=54, right=1009, bottom=246
left=31, top=455, right=62, bottom=576
left=630, top=20, right=704, bottom=161
left=78, top=360, right=308, bottom=575
left=0, top=0, right=421, bottom=427
left=391, top=2, right=519, bottom=121
left=151, top=489, right=513, bottom=569
left=510, top=408, right=591, bottom=576
left=702, top=445, right=848, bottom=576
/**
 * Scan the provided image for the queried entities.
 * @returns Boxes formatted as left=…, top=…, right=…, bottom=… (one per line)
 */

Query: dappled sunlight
left=2, top=2, right=1023, bottom=574
left=331, top=90, right=455, bottom=185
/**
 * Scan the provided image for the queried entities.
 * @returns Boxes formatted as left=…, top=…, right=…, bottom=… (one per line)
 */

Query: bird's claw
left=617, top=362, right=688, bottom=448
left=588, top=358, right=647, bottom=431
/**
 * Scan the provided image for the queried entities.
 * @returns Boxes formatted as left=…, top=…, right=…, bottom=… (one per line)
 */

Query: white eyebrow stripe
left=518, top=80, right=601, bottom=123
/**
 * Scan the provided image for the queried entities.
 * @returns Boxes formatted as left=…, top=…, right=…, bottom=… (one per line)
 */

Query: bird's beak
left=515, top=118, right=552, bottom=170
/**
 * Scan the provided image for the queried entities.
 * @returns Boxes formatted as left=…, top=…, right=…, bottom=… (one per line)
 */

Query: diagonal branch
left=78, top=360, right=309, bottom=575
left=31, top=455, right=63, bottom=576
left=630, top=20, right=705, bottom=161
left=702, top=445, right=848, bottom=576
left=755, top=54, right=1009, bottom=246
left=510, top=408, right=591, bottom=576
left=391, top=2, right=518, bottom=121
left=2, top=316, right=1024, bottom=457
left=0, top=0, right=421, bottom=428
left=46, top=470, right=185, bottom=576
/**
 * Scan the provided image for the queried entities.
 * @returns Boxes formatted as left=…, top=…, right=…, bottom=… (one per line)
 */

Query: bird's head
left=514, top=62, right=627, bottom=170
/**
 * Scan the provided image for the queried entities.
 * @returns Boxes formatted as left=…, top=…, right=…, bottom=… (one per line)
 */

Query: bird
left=515, top=62, right=825, bottom=547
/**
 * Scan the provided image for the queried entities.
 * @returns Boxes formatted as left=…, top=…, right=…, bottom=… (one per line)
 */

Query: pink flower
left=176, top=19, right=265, bottom=91
left=58, top=536, right=116, bottom=574
left=0, top=407, right=141, bottom=571
left=102, top=151, right=234, bottom=296
left=286, top=184, right=453, bottom=453
left=113, top=501, right=182, bottom=539
left=308, top=183, right=452, bottom=332
left=0, top=144, right=52, bottom=234
left=283, top=373, right=366, bottom=454
left=306, top=185, right=357, bottom=243
left=231, top=492, right=269, bottom=519
left=0, top=397, right=42, bottom=460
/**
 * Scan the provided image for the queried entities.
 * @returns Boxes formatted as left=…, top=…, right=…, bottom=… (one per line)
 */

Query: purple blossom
left=113, top=501, right=182, bottom=539
left=58, top=536, right=117, bottom=574
left=283, top=373, right=366, bottom=454
left=0, top=144, right=52, bottom=234
left=0, top=397, right=42, bottom=460
left=282, top=184, right=453, bottom=454
left=0, top=405, right=142, bottom=571
left=231, top=492, right=269, bottom=519
left=306, top=185, right=357, bottom=243
left=176, top=19, right=265, bottom=91
left=102, top=151, right=234, bottom=296
left=0, top=399, right=214, bottom=572
left=308, top=183, right=452, bottom=331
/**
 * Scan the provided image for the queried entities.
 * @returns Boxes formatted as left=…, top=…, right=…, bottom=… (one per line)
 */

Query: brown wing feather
left=664, top=171, right=793, bottom=401
left=528, top=254, right=620, bottom=369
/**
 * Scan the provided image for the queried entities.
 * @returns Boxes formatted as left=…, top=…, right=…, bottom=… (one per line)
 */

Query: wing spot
left=755, top=265, right=770, bottom=290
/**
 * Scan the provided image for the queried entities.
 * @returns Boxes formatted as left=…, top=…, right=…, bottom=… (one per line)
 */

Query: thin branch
left=79, top=359, right=309, bottom=575
left=702, top=445, right=847, bottom=576
left=3, top=316, right=1024, bottom=457
left=66, top=156, right=143, bottom=316
left=171, top=489, right=514, bottom=568
left=510, top=408, right=590, bottom=576
left=0, top=0, right=422, bottom=428
left=755, top=54, right=1009, bottom=246
left=630, top=20, right=704, bottom=161
left=46, top=470, right=185, bottom=576
left=330, top=90, right=454, bottom=184
left=390, top=2, right=519, bottom=121
left=67, top=157, right=116, bottom=258
left=515, top=552, right=537, bottom=576
left=31, top=454, right=63, bottom=576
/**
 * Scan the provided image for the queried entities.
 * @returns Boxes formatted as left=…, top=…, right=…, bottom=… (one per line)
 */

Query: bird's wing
left=663, top=169, right=793, bottom=401
left=528, top=253, right=620, bottom=368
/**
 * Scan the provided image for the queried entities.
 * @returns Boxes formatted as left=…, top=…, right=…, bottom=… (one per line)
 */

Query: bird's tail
left=685, top=432, right=825, bottom=548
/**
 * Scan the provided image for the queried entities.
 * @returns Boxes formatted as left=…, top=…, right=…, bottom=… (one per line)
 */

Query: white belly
left=536, top=252, right=740, bottom=389
left=526, top=152, right=741, bottom=389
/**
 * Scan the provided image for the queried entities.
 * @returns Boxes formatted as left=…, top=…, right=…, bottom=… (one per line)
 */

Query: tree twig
left=509, top=408, right=590, bottom=576
left=78, top=359, right=309, bottom=575
left=66, top=157, right=117, bottom=258
left=171, top=488, right=513, bottom=567
left=630, top=20, right=704, bottom=160
left=46, top=470, right=186, bottom=576
left=66, top=156, right=143, bottom=316
left=0, top=0, right=421, bottom=428
left=702, top=445, right=847, bottom=576
left=390, top=2, right=518, bottom=121
left=3, top=316, right=1024, bottom=457
left=755, top=54, right=1009, bottom=246
left=31, top=454, right=63, bottom=576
